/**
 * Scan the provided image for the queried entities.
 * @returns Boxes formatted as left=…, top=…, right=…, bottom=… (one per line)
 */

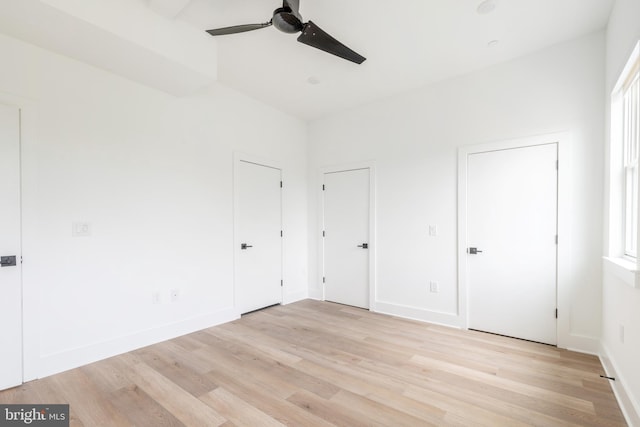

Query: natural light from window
left=623, top=70, right=639, bottom=258
left=607, top=40, right=640, bottom=285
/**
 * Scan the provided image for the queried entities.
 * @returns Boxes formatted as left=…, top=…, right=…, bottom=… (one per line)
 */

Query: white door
left=235, top=160, right=282, bottom=314
left=323, top=168, right=370, bottom=309
left=467, top=143, right=558, bottom=345
left=0, top=103, right=22, bottom=390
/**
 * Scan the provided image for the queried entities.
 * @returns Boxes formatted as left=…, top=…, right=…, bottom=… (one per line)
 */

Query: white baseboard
left=38, top=307, right=238, bottom=379
left=600, top=343, right=640, bottom=427
left=374, top=301, right=461, bottom=329
left=283, top=289, right=308, bottom=305
left=564, top=333, right=601, bottom=355
left=308, top=288, right=323, bottom=300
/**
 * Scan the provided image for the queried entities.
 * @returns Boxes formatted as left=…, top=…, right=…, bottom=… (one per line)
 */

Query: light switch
left=429, top=225, right=438, bottom=236
left=72, top=222, right=91, bottom=237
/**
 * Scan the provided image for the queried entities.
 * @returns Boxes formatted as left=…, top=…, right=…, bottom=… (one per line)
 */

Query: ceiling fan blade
left=206, top=22, right=272, bottom=36
left=297, top=21, right=366, bottom=64
left=283, top=0, right=300, bottom=15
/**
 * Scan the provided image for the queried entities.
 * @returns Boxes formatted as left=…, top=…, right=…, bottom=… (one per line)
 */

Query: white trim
left=319, top=161, right=377, bottom=310
left=0, top=91, right=39, bottom=383
left=603, top=256, right=640, bottom=288
left=39, top=307, right=238, bottom=378
left=308, top=288, right=323, bottom=300
left=0, top=101, right=23, bottom=391
left=283, top=289, right=308, bottom=305
left=613, top=41, right=640, bottom=95
left=232, top=152, right=284, bottom=314
left=564, top=335, right=600, bottom=355
left=609, top=40, right=640, bottom=275
left=600, top=343, right=640, bottom=427
left=457, top=132, right=572, bottom=349
left=374, top=301, right=460, bottom=329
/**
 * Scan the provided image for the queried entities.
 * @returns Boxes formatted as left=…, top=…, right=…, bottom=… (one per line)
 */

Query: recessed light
left=488, top=39, right=499, bottom=47
left=307, top=76, right=320, bottom=85
left=477, top=0, right=496, bottom=15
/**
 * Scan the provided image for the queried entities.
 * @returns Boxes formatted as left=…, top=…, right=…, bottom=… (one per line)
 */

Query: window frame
left=606, top=40, right=640, bottom=288
left=623, top=70, right=640, bottom=258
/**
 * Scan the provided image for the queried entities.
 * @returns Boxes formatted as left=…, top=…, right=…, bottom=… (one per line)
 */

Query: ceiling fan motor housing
left=272, top=8, right=303, bottom=33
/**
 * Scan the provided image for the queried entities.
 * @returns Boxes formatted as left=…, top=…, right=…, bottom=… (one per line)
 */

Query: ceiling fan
left=205, top=0, right=366, bottom=64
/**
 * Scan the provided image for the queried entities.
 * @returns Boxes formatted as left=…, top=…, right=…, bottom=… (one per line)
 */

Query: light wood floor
left=0, top=300, right=626, bottom=426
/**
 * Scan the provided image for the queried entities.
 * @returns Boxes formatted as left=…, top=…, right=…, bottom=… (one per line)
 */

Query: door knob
left=241, top=243, right=253, bottom=250
left=1, top=255, right=17, bottom=267
left=467, top=247, right=483, bottom=255
left=357, top=243, right=369, bottom=249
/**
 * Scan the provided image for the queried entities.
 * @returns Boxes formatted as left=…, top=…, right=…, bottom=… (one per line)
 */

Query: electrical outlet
left=152, top=291, right=161, bottom=305
left=429, top=281, right=439, bottom=293
left=170, top=289, right=180, bottom=302
left=428, top=225, right=438, bottom=237
left=72, top=222, right=91, bottom=237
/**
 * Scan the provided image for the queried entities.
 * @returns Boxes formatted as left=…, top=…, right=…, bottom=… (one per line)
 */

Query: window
left=623, top=68, right=639, bottom=257
left=612, top=41, right=640, bottom=261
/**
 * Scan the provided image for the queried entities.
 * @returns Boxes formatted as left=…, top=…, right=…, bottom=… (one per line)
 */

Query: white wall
left=602, top=0, right=640, bottom=424
left=0, top=32, right=307, bottom=379
left=308, top=32, right=605, bottom=351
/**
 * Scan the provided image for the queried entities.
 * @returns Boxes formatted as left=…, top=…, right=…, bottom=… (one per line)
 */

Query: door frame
left=0, top=91, right=39, bottom=384
left=232, top=152, right=283, bottom=315
left=319, top=162, right=376, bottom=310
left=458, top=132, right=573, bottom=349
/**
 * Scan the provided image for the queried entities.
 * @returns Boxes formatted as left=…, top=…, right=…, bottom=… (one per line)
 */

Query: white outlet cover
left=429, top=225, right=438, bottom=236
left=429, top=281, right=439, bottom=293
left=72, top=222, right=91, bottom=237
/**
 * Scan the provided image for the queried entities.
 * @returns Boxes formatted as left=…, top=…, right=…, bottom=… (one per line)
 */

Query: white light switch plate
left=429, top=281, right=439, bottom=293
left=72, top=222, right=91, bottom=237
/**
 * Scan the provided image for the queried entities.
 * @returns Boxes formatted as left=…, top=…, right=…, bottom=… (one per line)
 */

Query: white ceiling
left=173, top=0, right=614, bottom=120
left=1, top=0, right=615, bottom=121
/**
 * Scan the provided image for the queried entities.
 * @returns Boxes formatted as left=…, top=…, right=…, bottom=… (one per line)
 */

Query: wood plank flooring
left=0, top=300, right=626, bottom=426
